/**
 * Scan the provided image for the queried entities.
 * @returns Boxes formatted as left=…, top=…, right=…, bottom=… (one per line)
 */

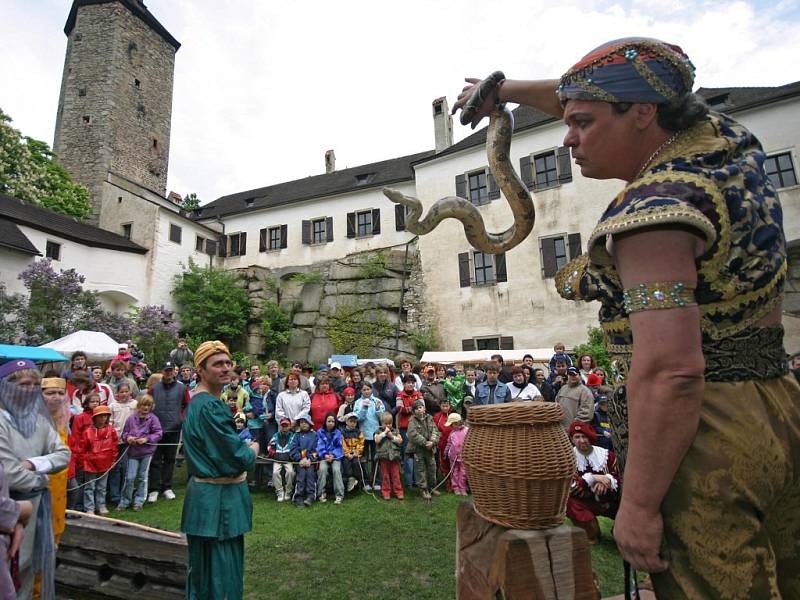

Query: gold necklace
left=635, top=131, right=681, bottom=179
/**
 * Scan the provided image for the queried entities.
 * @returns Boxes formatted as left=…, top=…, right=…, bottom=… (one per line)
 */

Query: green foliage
left=171, top=259, right=250, bottom=347
left=0, top=108, right=92, bottom=219
left=260, top=300, right=291, bottom=360
left=290, top=270, right=325, bottom=284
left=180, top=192, right=200, bottom=211
left=325, top=301, right=393, bottom=357
left=231, top=351, right=252, bottom=369
left=358, top=251, right=387, bottom=279
left=572, top=326, right=612, bottom=373
left=0, top=283, right=26, bottom=342
left=407, top=325, right=441, bottom=357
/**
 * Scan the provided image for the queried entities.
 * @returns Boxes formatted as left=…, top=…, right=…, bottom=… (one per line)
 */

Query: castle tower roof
left=64, top=0, right=180, bottom=50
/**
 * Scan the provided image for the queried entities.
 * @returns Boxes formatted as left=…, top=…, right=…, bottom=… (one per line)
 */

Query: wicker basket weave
left=463, top=402, right=576, bottom=529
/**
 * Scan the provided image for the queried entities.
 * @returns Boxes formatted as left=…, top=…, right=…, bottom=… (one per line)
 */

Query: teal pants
left=186, top=534, right=244, bottom=599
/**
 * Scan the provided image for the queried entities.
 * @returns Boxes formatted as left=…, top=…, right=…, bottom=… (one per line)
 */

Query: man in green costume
left=181, top=340, right=259, bottom=599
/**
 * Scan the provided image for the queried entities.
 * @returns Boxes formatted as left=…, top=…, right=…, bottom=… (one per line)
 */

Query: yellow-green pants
left=653, top=375, right=800, bottom=599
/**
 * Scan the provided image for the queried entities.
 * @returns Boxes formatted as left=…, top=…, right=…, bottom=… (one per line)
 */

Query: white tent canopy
left=420, top=348, right=556, bottom=366
left=40, top=330, right=121, bottom=362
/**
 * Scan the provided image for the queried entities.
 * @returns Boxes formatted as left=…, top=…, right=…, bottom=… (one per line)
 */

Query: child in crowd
left=118, top=395, right=162, bottom=511
left=549, top=342, right=573, bottom=374
left=245, top=376, right=271, bottom=488
left=355, top=382, right=385, bottom=492
left=340, top=412, right=364, bottom=493
left=290, top=415, right=318, bottom=507
left=433, top=398, right=454, bottom=490
left=407, top=400, right=440, bottom=500
left=68, top=391, right=101, bottom=511
left=235, top=417, right=252, bottom=442
left=316, top=413, right=344, bottom=504
left=396, top=375, right=421, bottom=488
left=445, top=413, right=469, bottom=496
left=108, top=381, right=137, bottom=505
left=374, top=412, right=404, bottom=500
left=222, top=373, right=249, bottom=410
left=269, top=418, right=297, bottom=502
left=336, top=387, right=357, bottom=424
left=591, top=396, right=614, bottom=451
left=226, top=395, right=244, bottom=420
left=82, top=405, right=118, bottom=515
left=442, top=368, right=465, bottom=415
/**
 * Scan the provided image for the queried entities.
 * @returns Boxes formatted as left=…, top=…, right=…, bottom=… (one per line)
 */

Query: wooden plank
left=66, top=509, right=184, bottom=538
left=457, top=501, right=599, bottom=600
left=55, top=563, right=185, bottom=600
left=56, top=546, right=185, bottom=586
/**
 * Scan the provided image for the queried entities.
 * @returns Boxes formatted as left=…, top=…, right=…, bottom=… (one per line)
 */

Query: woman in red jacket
left=81, top=404, right=119, bottom=515
left=309, top=376, right=341, bottom=431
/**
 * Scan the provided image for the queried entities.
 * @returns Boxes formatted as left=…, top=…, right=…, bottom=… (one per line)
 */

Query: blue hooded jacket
left=316, top=427, right=344, bottom=460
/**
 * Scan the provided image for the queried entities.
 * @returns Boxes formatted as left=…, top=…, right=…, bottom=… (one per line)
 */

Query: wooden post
left=456, top=501, right=599, bottom=600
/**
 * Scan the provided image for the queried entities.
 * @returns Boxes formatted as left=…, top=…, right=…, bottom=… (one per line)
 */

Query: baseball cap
left=567, top=367, right=580, bottom=375
left=162, top=361, right=176, bottom=371
left=279, top=418, right=291, bottom=426
left=330, top=362, right=342, bottom=370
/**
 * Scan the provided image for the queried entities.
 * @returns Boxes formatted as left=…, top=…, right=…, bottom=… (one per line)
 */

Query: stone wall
left=235, top=240, right=428, bottom=364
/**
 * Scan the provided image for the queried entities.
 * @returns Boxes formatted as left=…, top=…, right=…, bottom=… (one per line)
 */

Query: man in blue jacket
left=474, top=365, right=510, bottom=405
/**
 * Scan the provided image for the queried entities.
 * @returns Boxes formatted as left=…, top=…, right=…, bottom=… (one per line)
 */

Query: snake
left=382, top=104, right=535, bottom=255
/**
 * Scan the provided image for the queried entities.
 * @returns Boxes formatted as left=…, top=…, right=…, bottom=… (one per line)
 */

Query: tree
left=0, top=283, right=26, bottom=342
left=0, top=108, right=92, bottom=219
left=172, top=259, right=250, bottom=346
left=180, top=192, right=200, bottom=211
left=260, top=300, right=291, bottom=360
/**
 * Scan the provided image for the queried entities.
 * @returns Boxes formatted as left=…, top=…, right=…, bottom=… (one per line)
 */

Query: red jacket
left=69, top=410, right=95, bottom=470
left=82, top=425, right=119, bottom=473
left=310, top=391, right=341, bottom=431
left=433, top=410, right=453, bottom=456
left=396, top=390, right=422, bottom=430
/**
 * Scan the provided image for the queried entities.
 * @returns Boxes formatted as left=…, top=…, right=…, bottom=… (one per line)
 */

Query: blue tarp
left=0, top=344, right=68, bottom=364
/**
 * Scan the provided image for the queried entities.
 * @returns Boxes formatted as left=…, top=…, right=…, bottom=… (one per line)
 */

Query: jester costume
left=555, top=38, right=800, bottom=599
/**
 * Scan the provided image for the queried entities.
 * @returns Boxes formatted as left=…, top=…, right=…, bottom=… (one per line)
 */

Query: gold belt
left=193, top=472, right=247, bottom=485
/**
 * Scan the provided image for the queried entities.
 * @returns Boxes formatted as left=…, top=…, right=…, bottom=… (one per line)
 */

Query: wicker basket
left=463, top=402, right=575, bottom=529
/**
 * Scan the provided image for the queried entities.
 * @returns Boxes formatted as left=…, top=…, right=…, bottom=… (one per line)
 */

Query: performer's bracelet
left=622, top=281, right=696, bottom=313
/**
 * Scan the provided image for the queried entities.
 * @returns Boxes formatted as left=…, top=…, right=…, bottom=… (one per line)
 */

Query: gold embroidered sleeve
left=622, top=281, right=697, bottom=313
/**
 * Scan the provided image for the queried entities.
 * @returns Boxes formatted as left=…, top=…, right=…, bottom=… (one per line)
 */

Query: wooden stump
left=456, top=501, right=599, bottom=600
left=56, top=512, right=187, bottom=599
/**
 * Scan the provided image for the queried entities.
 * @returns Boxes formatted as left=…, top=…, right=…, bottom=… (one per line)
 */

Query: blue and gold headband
left=558, top=37, right=695, bottom=105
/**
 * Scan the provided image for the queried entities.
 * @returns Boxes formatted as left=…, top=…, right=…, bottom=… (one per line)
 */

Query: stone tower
left=53, top=0, right=180, bottom=224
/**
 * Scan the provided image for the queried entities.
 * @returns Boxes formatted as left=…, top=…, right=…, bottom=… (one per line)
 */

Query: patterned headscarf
left=558, top=37, right=695, bottom=105
left=0, top=361, right=48, bottom=438
left=194, top=340, right=231, bottom=369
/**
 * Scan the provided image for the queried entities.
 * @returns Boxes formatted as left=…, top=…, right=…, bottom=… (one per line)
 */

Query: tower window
left=46, top=241, right=61, bottom=261
left=152, top=138, right=158, bottom=149
left=82, top=115, right=91, bottom=125
left=78, top=88, right=86, bottom=97
left=74, top=33, right=82, bottom=42
left=122, top=223, right=132, bottom=239
left=134, top=78, right=141, bottom=88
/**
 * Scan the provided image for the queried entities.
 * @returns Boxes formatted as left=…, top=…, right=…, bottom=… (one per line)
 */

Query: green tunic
left=180, top=391, right=256, bottom=599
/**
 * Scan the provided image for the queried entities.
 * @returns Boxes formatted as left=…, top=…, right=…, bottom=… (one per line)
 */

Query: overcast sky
left=2, top=0, right=800, bottom=204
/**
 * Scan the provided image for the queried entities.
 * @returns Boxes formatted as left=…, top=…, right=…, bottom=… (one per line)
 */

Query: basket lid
left=467, top=401, right=564, bottom=426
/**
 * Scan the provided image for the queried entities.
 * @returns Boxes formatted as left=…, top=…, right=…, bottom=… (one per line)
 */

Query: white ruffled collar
left=574, top=445, right=609, bottom=472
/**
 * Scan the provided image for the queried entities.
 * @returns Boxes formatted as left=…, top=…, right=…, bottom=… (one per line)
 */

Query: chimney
left=325, top=149, right=336, bottom=174
left=432, top=97, right=453, bottom=153
left=168, top=191, right=183, bottom=205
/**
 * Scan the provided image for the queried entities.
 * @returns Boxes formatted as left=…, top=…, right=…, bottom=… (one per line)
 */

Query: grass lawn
left=115, top=463, right=628, bottom=598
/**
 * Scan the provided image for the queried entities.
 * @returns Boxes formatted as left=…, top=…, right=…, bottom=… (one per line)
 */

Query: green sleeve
left=199, top=399, right=256, bottom=474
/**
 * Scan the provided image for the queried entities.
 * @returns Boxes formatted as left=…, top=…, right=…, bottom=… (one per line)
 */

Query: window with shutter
left=473, top=251, right=496, bottom=285
left=540, top=237, right=558, bottom=278
left=218, top=235, right=227, bottom=257
left=372, top=208, right=381, bottom=234
left=301, top=220, right=311, bottom=245
left=567, top=233, right=582, bottom=259
left=487, top=172, right=500, bottom=200
left=462, top=339, right=475, bottom=351
left=395, top=204, right=406, bottom=231
left=356, top=210, right=372, bottom=236
left=455, top=174, right=467, bottom=198
left=169, top=223, right=182, bottom=244
left=534, top=151, right=558, bottom=189
left=325, top=217, right=334, bottom=242
left=268, top=226, right=282, bottom=250
left=458, top=252, right=471, bottom=288
left=259, top=228, right=267, bottom=252
left=499, top=336, right=514, bottom=350
left=280, top=224, right=288, bottom=249
left=311, top=219, right=326, bottom=244
left=519, top=156, right=534, bottom=190
left=495, top=252, right=507, bottom=283
left=557, top=146, right=573, bottom=184
left=468, top=170, right=488, bottom=206
left=229, top=232, right=246, bottom=256
left=346, top=212, right=356, bottom=238
left=476, top=337, right=500, bottom=350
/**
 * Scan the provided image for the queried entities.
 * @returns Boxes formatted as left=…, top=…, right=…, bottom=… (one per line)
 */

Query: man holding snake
left=445, top=38, right=800, bottom=599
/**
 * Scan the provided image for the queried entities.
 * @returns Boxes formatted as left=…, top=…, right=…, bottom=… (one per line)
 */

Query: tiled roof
left=0, top=194, right=148, bottom=254
left=65, top=0, right=180, bottom=50
left=0, top=220, right=40, bottom=256
left=416, top=81, right=800, bottom=165
left=196, top=150, right=434, bottom=220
